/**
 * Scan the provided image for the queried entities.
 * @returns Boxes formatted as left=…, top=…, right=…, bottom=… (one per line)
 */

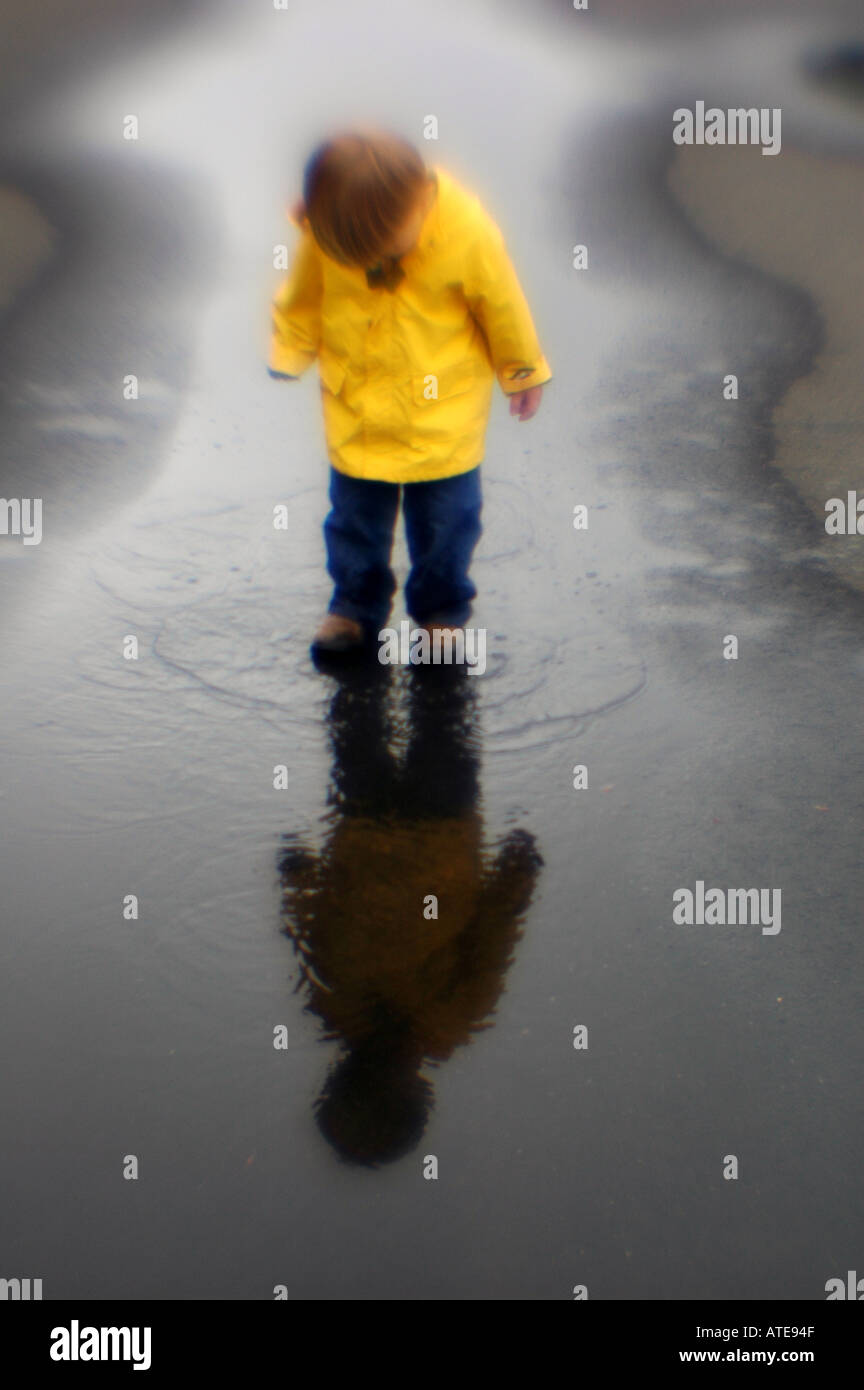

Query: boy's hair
left=301, top=128, right=430, bottom=267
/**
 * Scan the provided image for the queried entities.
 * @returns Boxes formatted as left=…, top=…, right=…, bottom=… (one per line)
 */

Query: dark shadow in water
left=277, top=660, right=543, bottom=1169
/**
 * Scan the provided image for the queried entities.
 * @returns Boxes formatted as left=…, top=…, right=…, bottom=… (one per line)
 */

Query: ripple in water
left=85, top=481, right=647, bottom=751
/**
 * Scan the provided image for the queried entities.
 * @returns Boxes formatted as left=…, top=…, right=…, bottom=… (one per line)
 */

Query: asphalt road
left=0, top=0, right=862, bottom=1299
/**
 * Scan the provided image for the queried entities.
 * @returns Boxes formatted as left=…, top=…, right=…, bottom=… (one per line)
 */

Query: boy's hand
left=509, top=385, right=543, bottom=421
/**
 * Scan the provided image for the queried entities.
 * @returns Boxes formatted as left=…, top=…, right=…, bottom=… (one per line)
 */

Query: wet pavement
left=1, top=0, right=863, bottom=1299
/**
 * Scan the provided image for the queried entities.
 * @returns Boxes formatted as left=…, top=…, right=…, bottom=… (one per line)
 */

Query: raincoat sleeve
left=269, top=223, right=322, bottom=377
left=461, top=206, right=553, bottom=395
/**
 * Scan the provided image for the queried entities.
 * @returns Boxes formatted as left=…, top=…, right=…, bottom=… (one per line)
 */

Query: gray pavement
left=0, top=0, right=862, bottom=1299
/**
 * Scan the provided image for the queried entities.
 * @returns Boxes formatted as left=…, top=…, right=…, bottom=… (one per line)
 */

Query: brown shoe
left=311, top=613, right=366, bottom=651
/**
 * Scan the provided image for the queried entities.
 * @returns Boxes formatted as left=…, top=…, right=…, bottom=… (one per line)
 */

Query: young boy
left=268, top=128, right=552, bottom=654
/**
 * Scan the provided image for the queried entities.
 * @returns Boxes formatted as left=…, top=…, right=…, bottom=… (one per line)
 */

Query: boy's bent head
left=301, top=127, right=434, bottom=268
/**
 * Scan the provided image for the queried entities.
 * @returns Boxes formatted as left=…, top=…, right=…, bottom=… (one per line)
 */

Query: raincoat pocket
left=318, top=353, right=348, bottom=397
left=412, top=361, right=475, bottom=406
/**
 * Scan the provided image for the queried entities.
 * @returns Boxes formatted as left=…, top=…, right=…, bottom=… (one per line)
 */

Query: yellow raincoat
left=269, top=165, right=552, bottom=483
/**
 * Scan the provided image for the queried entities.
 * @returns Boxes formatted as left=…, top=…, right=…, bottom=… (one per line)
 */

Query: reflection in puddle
left=278, top=661, right=543, bottom=1167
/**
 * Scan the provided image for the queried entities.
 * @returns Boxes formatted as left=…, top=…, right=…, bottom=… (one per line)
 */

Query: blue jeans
left=323, top=465, right=483, bottom=633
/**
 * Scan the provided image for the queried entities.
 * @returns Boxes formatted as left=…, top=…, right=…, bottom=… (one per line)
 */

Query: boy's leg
left=323, top=466, right=400, bottom=636
left=402, top=466, right=483, bottom=625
